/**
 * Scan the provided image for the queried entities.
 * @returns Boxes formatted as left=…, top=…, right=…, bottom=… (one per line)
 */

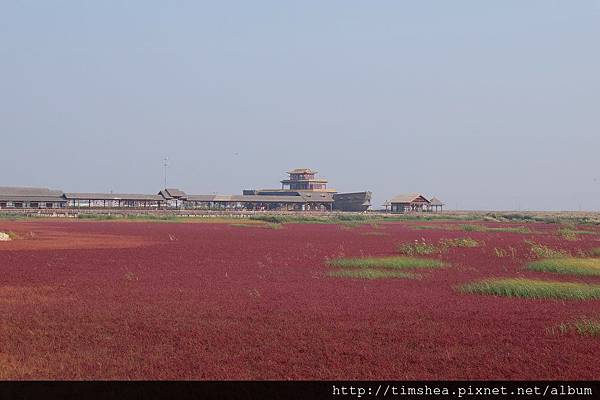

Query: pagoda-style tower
left=280, top=168, right=334, bottom=192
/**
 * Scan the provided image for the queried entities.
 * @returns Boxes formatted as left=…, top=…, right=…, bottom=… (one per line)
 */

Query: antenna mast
left=163, top=157, right=169, bottom=189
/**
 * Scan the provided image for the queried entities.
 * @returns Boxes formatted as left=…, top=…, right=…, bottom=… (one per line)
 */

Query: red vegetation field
left=1, top=219, right=599, bottom=379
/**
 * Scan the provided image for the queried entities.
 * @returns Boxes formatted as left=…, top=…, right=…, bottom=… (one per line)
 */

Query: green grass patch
left=459, top=278, right=600, bottom=300
left=6, top=231, right=20, bottom=240
left=398, top=240, right=438, bottom=256
left=492, top=246, right=518, bottom=258
left=328, top=256, right=444, bottom=270
left=461, top=224, right=531, bottom=234
left=230, top=222, right=282, bottom=229
left=398, top=237, right=480, bottom=255
left=327, top=269, right=420, bottom=280
left=78, top=214, right=121, bottom=220
left=558, top=227, right=579, bottom=241
left=250, top=213, right=483, bottom=225
left=572, top=319, right=600, bottom=336
left=412, top=225, right=436, bottom=230
left=487, top=212, right=600, bottom=226
left=78, top=213, right=181, bottom=221
left=460, top=224, right=484, bottom=232
left=0, top=213, right=30, bottom=221
left=439, top=237, right=481, bottom=248
left=548, top=319, right=600, bottom=337
left=361, top=231, right=388, bottom=236
left=250, top=214, right=376, bottom=225
left=528, top=258, right=600, bottom=276
left=525, top=240, right=569, bottom=258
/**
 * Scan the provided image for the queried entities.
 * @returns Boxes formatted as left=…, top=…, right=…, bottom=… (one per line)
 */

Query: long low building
left=63, top=193, right=165, bottom=208
left=0, top=187, right=66, bottom=209
left=186, top=194, right=333, bottom=211
left=0, top=187, right=334, bottom=211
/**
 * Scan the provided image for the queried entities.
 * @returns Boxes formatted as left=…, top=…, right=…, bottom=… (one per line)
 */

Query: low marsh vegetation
left=250, top=213, right=483, bottom=225
left=360, top=231, right=388, bottom=236
left=485, top=212, right=600, bottom=226
left=459, top=278, right=600, bottom=300
left=251, top=214, right=371, bottom=225
left=398, top=237, right=481, bottom=255
left=525, top=240, right=569, bottom=259
left=558, top=228, right=579, bottom=241
left=327, top=255, right=443, bottom=280
left=439, top=237, right=480, bottom=248
left=328, top=256, right=444, bottom=270
left=547, top=319, right=600, bottom=337
left=398, top=239, right=438, bottom=256
left=6, top=231, right=20, bottom=240
left=461, top=224, right=531, bottom=234
left=492, top=246, right=518, bottom=258
left=528, top=258, right=600, bottom=276
left=327, top=269, right=420, bottom=280
left=78, top=214, right=179, bottom=221
left=230, top=222, right=282, bottom=229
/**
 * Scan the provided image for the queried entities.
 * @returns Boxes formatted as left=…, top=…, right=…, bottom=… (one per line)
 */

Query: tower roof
left=287, top=168, right=317, bottom=175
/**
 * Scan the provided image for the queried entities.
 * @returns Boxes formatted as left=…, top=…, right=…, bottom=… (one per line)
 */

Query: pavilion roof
left=389, top=193, right=430, bottom=204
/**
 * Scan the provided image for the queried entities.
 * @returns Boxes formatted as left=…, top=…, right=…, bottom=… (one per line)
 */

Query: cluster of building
left=0, top=168, right=443, bottom=213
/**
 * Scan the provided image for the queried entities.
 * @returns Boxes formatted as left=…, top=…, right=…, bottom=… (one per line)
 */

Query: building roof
left=390, top=193, right=430, bottom=204
left=287, top=168, right=317, bottom=175
left=64, top=193, right=164, bottom=201
left=187, top=194, right=334, bottom=203
left=429, top=197, right=444, bottom=206
left=281, top=179, right=328, bottom=183
left=297, top=192, right=334, bottom=202
left=166, top=188, right=187, bottom=198
left=158, top=188, right=187, bottom=199
left=0, top=186, right=63, bottom=197
left=0, top=195, right=66, bottom=203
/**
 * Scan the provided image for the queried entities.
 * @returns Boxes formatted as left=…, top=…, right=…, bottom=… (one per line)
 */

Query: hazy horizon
left=2, top=1, right=599, bottom=211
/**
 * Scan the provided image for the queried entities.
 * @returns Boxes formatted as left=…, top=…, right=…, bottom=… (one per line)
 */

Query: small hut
left=428, top=197, right=444, bottom=213
left=389, top=193, right=431, bottom=213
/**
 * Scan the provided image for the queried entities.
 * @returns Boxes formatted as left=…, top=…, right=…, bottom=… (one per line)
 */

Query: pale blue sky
left=1, top=1, right=599, bottom=210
